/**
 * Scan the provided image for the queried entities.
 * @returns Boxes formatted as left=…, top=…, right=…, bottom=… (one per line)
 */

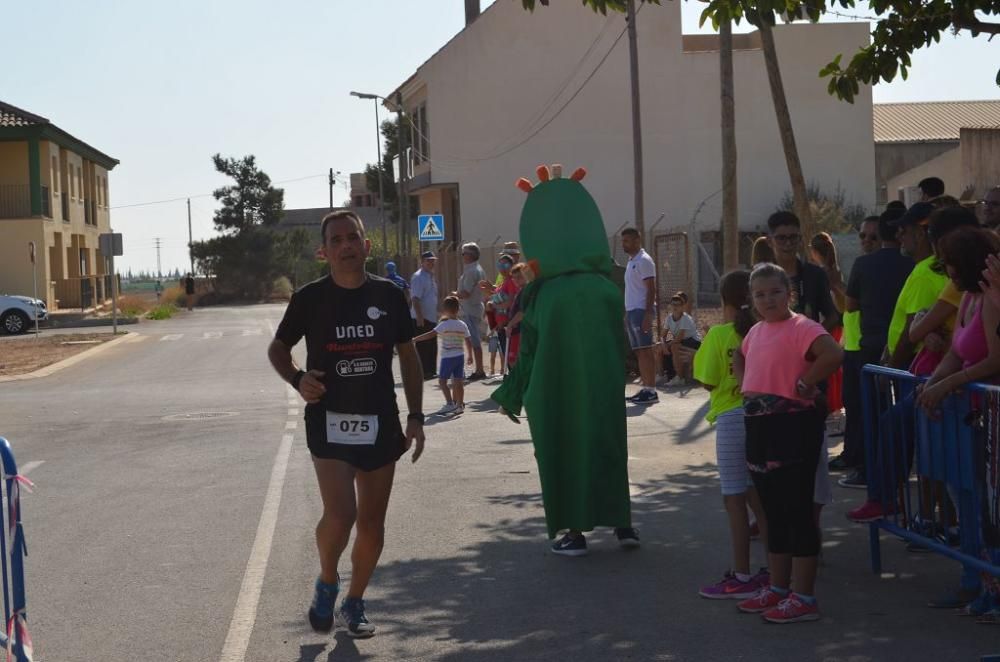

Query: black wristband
left=407, top=412, right=425, bottom=425
left=291, top=370, right=306, bottom=391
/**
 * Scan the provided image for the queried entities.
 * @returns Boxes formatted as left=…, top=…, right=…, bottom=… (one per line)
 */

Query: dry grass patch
left=0, top=333, right=120, bottom=376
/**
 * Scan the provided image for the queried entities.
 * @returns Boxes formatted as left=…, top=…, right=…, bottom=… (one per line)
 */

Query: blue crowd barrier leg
left=869, top=522, right=882, bottom=575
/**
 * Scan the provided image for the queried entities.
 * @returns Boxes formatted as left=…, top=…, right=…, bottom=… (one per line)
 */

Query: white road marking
left=19, top=461, right=44, bottom=476
left=242, top=329, right=262, bottom=336
left=284, top=421, right=297, bottom=430
left=218, top=432, right=294, bottom=662
left=161, top=334, right=184, bottom=342
left=287, top=408, right=299, bottom=416
left=203, top=331, right=223, bottom=340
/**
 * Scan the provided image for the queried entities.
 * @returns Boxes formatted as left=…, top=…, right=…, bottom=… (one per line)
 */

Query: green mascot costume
left=492, top=164, right=635, bottom=553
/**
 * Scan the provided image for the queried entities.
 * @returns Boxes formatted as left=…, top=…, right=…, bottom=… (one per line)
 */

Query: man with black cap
left=834, top=205, right=913, bottom=482
left=411, top=252, right=440, bottom=379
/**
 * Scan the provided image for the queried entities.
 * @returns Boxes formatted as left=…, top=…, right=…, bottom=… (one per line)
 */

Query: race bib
left=325, top=412, right=379, bottom=445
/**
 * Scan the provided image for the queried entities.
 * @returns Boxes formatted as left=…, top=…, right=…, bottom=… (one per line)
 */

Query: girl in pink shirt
left=733, top=263, right=843, bottom=624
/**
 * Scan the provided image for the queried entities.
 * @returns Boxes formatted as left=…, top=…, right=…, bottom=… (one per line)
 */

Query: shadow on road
left=291, top=457, right=993, bottom=661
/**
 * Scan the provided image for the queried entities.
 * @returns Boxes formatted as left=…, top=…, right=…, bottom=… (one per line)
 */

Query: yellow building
left=0, top=100, right=119, bottom=310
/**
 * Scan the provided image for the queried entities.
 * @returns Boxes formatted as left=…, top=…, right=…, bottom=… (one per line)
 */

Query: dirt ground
left=0, top=333, right=118, bottom=376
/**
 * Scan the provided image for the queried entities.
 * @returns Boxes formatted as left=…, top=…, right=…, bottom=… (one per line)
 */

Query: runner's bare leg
left=348, top=462, right=396, bottom=598
left=312, top=458, right=357, bottom=585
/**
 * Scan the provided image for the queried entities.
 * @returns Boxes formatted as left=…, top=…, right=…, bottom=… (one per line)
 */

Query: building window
left=410, top=103, right=430, bottom=165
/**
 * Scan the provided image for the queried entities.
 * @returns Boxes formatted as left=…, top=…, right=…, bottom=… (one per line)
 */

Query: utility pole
left=395, top=93, right=408, bottom=259
left=155, top=237, right=162, bottom=279
left=330, top=168, right=336, bottom=209
left=626, top=0, right=645, bottom=239
left=375, top=104, right=387, bottom=258
left=187, top=198, right=194, bottom=275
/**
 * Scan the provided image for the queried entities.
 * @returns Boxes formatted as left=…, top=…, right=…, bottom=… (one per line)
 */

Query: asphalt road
left=0, top=305, right=994, bottom=661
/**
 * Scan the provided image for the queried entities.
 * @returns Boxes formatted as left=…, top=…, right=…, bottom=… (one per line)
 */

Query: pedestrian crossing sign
left=418, top=214, right=445, bottom=241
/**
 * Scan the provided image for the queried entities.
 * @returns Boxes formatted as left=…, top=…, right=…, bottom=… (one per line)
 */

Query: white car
left=0, top=295, right=47, bottom=335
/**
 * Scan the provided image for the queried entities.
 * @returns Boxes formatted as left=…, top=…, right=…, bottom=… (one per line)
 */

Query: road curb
left=0, top=332, right=146, bottom=383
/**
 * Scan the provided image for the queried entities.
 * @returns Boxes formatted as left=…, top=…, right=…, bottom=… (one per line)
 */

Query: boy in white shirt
left=414, top=296, right=473, bottom=415
left=662, top=293, right=702, bottom=387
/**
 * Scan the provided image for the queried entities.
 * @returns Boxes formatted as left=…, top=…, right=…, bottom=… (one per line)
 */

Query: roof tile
left=874, top=100, right=1000, bottom=143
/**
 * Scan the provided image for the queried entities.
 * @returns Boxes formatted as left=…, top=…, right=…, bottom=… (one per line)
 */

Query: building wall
left=0, top=139, right=113, bottom=308
left=407, top=0, right=875, bottom=251
left=961, top=128, right=1000, bottom=198
left=874, top=141, right=958, bottom=204
left=885, top=146, right=962, bottom=204
left=0, top=219, right=46, bottom=299
left=0, top=143, right=29, bottom=184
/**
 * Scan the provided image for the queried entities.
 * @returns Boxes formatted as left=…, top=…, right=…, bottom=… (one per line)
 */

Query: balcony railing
left=0, top=184, right=54, bottom=219
left=0, top=185, right=30, bottom=219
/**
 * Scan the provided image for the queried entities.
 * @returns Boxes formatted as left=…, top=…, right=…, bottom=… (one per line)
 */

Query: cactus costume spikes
left=492, top=164, right=633, bottom=539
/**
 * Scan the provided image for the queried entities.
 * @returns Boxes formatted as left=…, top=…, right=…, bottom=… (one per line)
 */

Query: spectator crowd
left=387, top=177, right=1000, bottom=624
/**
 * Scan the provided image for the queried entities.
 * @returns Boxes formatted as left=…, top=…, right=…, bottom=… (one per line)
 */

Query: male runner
left=267, top=209, right=425, bottom=638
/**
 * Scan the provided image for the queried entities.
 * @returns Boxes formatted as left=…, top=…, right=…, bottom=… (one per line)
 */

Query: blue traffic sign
left=417, top=214, right=445, bottom=241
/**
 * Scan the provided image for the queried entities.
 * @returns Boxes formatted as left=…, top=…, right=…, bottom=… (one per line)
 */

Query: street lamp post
left=350, top=91, right=388, bottom=261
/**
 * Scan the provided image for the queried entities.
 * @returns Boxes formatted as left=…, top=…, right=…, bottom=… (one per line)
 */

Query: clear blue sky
left=2, top=0, right=996, bottom=275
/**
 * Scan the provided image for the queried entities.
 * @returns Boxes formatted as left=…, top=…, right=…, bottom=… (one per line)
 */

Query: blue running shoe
left=308, top=578, right=338, bottom=632
left=339, top=597, right=376, bottom=638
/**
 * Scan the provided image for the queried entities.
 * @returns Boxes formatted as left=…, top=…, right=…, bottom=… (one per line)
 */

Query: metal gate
left=653, top=231, right=690, bottom=312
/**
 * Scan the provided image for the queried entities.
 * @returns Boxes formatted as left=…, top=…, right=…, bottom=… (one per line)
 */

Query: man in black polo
left=766, top=212, right=839, bottom=330
left=836, top=206, right=912, bottom=485
left=267, top=210, right=425, bottom=638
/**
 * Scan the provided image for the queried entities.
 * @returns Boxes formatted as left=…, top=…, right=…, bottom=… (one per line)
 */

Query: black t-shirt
left=791, top=259, right=838, bottom=326
left=275, top=274, right=415, bottom=429
left=846, top=247, right=914, bottom=353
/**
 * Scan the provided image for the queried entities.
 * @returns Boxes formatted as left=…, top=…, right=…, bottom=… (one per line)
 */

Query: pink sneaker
left=699, top=571, right=766, bottom=600
left=737, top=587, right=784, bottom=613
left=847, top=500, right=890, bottom=523
left=762, top=595, right=820, bottom=623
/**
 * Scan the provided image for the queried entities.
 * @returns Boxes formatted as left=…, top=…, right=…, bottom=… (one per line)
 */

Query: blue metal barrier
left=860, top=365, right=1000, bottom=592
left=0, top=439, right=31, bottom=662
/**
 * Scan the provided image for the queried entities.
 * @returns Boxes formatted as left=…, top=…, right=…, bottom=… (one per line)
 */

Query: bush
left=117, top=294, right=151, bottom=317
left=271, top=276, right=294, bottom=300
left=146, top=304, right=177, bottom=320
left=777, top=182, right=868, bottom=234
left=161, top=285, right=186, bottom=307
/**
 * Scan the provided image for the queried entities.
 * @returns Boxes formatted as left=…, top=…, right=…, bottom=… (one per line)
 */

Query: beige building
left=874, top=100, right=1000, bottom=205
left=385, top=0, right=876, bottom=277
left=0, top=100, right=118, bottom=310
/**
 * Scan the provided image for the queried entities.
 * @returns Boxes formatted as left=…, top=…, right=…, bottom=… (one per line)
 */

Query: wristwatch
left=407, top=412, right=425, bottom=425
left=291, top=370, right=306, bottom=391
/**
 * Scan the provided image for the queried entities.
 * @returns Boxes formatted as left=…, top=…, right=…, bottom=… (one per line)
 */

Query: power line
left=403, top=5, right=641, bottom=165
left=111, top=173, right=332, bottom=210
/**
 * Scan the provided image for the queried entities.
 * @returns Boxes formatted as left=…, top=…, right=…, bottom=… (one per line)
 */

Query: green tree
left=210, top=154, right=284, bottom=232
left=191, top=154, right=309, bottom=298
left=818, top=0, right=1000, bottom=101
left=364, top=119, right=406, bottom=223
